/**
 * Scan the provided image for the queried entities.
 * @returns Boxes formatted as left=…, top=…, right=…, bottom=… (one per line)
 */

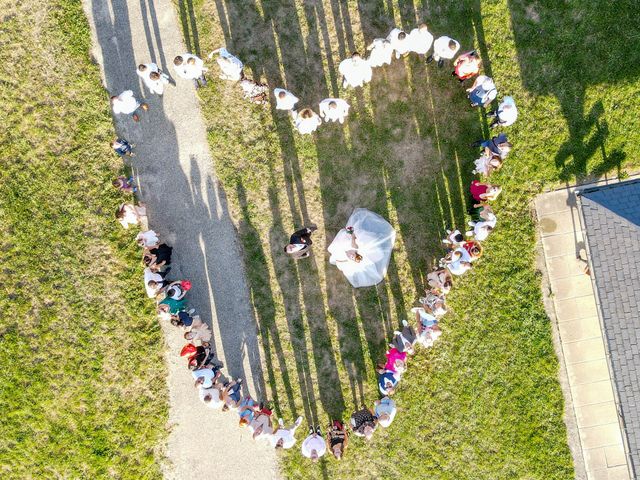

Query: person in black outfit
left=284, top=225, right=317, bottom=259
left=327, top=420, right=348, bottom=460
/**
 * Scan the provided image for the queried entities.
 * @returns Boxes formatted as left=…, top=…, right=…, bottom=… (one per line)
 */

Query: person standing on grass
left=387, top=28, right=411, bottom=58
left=173, top=53, right=208, bottom=87
left=269, top=416, right=303, bottom=449
left=407, top=23, right=434, bottom=57
left=453, top=51, right=481, bottom=81
left=136, top=63, right=169, bottom=95
left=284, top=225, right=317, bottom=259
left=339, top=52, right=372, bottom=88
left=350, top=407, right=378, bottom=440
left=208, top=47, right=243, bottom=81
left=366, top=37, right=393, bottom=67
left=273, top=87, right=299, bottom=111
left=467, top=74, right=497, bottom=108
left=292, top=108, right=322, bottom=135
left=327, top=420, right=348, bottom=460
left=427, top=36, right=460, bottom=67
left=488, top=96, right=518, bottom=127
left=111, top=138, right=135, bottom=157
left=374, top=396, right=397, bottom=428
left=301, top=426, right=326, bottom=462
left=319, top=98, right=350, bottom=124
left=110, top=90, right=148, bottom=122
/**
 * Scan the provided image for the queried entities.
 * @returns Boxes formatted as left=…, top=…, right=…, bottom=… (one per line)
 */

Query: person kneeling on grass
left=374, top=396, right=397, bottom=428
left=350, top=407, right=378, bottom=440
left=268, top=416, right=303, bottom=449
left=301, top=426, right=326, bottom=462
left=327, top=420, right=348, bottom=460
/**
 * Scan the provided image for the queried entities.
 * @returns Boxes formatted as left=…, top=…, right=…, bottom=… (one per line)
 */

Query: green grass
left=0, top=0, right=167, bottom=477
left=177, top=0, right=640, bottom=478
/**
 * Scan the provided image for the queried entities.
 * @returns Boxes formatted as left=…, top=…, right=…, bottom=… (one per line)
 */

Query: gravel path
left=81, top=0, right=279, bottom=478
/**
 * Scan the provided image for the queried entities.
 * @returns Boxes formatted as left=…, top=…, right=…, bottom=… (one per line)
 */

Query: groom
left=284, top=225, right=318, bottom=259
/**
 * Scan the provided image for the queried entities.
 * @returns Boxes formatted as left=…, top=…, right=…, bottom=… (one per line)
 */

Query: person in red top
left=462, top=240, right=483, bottom=261
left=470, top=180, right=502, bottom=202
left=453, top=51, right=481, bottom=82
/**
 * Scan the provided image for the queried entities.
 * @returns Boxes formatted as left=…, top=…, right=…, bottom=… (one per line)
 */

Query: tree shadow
left=177, top=0, right=201, bottom=56
left=507, top=0, right=639, bottom=180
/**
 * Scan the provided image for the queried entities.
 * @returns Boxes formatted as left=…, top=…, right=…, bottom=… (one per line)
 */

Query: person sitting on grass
left=284, top=225, right=318, bottom=259
left=273, top=87, right=299, bottom=111
left=453, top=51, right=481, bottom=82
left=378, top=347, right=407, bottom=375
left=116, top=203, right=147, bottom=229
left=269, top=416, right=303, bottom=449
left=326, top=420, right=348, bottom=460
left=472, top=133, right=512, bottom=160
left=144, top=243, right=173, bottom=272
left=144, top=267, right=168, bottom=298
left=239, top=78, right=269, bottom=105
left=292, top=108, right=322, bottom=135
left=462, top=240, right=483, bottom=262
left=427, top=267, right=453, bottom=295
left=366, top=37, right=393, bottom=67
left=472, top=152, right=503, bottom=176
left=350, top=407, right=378, bottom=440
left=467, top=74, right=497, bottom=108
left=390, top=319, right=418, bottom=355
left=467, top=209, right=497, bottom=242
left=417, top=319, right=442, bottom=347
left=301, top=426, right=327, bottom=462
left=374, top=396, right=397, bottom=428
left=427, top=36, right=460, bottom=67
left=470, top=179, right=502, bottom=202
left=442, top=228, right=465, bottom=247
left=443, top=248, right=473, bottom=276
left=136, top=230, right=159, bottom=248
left=112, top=176, right=136, bottom=194
left=378, top=370, right=400, bottom=396
left=111, top=137, right=135, bottom=157
left=339, top=52, right=372, bottom=88
left=419, top=289, right=448, bottom=316
left=319, top=98, right=350, bottom=124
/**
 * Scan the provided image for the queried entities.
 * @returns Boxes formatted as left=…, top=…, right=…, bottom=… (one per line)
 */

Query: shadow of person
left=507, top=0, right=640, bottom=180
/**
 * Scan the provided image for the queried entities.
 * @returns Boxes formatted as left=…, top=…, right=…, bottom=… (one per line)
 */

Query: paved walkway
left=81, top=0, right=279, bottom=478
left=536, top=186, right=632, bottom=480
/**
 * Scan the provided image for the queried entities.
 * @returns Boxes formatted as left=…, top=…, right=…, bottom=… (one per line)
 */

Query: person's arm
left=350, top=233, right=358, bottom=249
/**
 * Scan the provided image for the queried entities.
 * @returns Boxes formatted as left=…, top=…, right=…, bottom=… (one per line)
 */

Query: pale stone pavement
left=81, top=0, right=279, bottom=478
left=536, top=185, right=633, bottom=480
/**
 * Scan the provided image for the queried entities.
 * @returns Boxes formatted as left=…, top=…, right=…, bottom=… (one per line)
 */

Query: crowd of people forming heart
left=109, top=21, right=516, bottom=462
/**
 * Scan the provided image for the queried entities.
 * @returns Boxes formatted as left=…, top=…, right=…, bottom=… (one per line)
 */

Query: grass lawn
left=175, top=0, right=640, bottom=478
left=0, top=0, right=167, bottom=477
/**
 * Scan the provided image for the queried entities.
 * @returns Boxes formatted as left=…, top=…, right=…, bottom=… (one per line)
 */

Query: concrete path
left=536, top=186, right=632, bottom=480
left=81, top=0, right=279, bottom=478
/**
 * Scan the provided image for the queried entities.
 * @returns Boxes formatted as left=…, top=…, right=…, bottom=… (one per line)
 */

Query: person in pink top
left=378, top=347, right=407, bottom=375
left=470, top=180, right=502, bottom=202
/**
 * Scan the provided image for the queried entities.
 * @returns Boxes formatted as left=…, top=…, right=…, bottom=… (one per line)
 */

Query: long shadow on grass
left=507, top=0, right=638, bottom=180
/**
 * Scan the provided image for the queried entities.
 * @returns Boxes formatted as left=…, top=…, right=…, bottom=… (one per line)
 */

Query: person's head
left=173, top=55, right=183, bottom=66
left=363, top=425, right=375, bottom=440
left=331, top=443, right=343, bottom=460
left=469, top=245, right=482, bottom=259
left=394, top=359, right=406, bottom=374
left=143, top=254, right=154, bottom=266
left=450, top=250, right=462, bottom=262
left=110, top=95, right=117, bottom=103
left=351, top=51, right=361, bottom=60
left=184, top=331, right=195, bottom=341
left=500, top=142, right=512, bottom=155
left=418, top=23, right=428, bottom=32
left=484, top=225, right=494, bottom=233
left=487, top=185, right=502, bottom=198
left=398, top=31, right=407, bottom=40
left=448, top=39, right=457, bottom=51
left=378, top=413, right=392, bottom=428
left=203, top=393, right=212, bottom=403
left=187, top=57, right=196, bottom=65
left=239, top=417, right=250, bottom=427
left=284, top=244, right=296, bottom=253
left=138, top=64, right=147, bottom=72
left=443, top=279, right=453, bottom=290
left=194, top=377, right=204, bottom=386
left=112, top=178, right=125, bottom=189
left=149, top=71, right=160, bottom=81
left=278, top=90, right=287, bottom=99
left=329, top=101, right=337, bottom=109
left=275, top=438, right=284, bottom=449
left=222, top=403, right=229, bottom=412
left=115, top=205, right=125, bottom=219
left=300, top=108, right=313, bottom=119
left=147, top=280, right=158, bottom=290
left=310, top=449, right=319, bottom=462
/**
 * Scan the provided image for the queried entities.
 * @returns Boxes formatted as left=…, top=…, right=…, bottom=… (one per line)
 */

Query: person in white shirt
left=144, top=267, right=165, bottom=298
left=208, top=47, right=243, bottom=81
left=301, top=426, right=327, bottom=462
left=338, top=52, right=372, bottom=88
left=192, top=367, right=220, bottom=389
left=136, top=230, right=159, bottom=248
left=407, top=23, right=434, bottom=56
left=268, top=416, right=303, bottom=449
left=115, top=203, right=147, bottom=229
left=319, top=98, right=350, bottom=124
left=273, top=88, right=299, bottom=111
left=428, top=36, right=461, bottom=67
left=489, top=96, right=518, bottom=127
left=387, top=28, right=411, bottom=58
left=374, top=396, right=397, bottom=428
left=466, top=75, right=497, bottom=108
left=137, top=63, right=170, bottom=95
left=467, top=211, right=497, bottom=241
left=292, top=108, right=322, bottom=134
left=444, top=248, right=472, bottom=276
left=110, top=91, right=147, bottom=121
left=173, top=53, right=208, bottom=87
left=366, top=38, right=393, bottom=67
left=198, top=384, right=224, bottom=409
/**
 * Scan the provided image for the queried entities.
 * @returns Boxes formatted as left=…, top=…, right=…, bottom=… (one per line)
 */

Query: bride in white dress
left=327, top=208, right=396, bottom=288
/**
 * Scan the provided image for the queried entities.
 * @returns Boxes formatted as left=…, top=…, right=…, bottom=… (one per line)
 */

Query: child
left=110, top=138, right=135, bottom=157
left=112, top=176, right=136, bottom=193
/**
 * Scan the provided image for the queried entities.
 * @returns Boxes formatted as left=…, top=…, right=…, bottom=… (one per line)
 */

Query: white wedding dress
left=328, top=208, right=396, bottom=288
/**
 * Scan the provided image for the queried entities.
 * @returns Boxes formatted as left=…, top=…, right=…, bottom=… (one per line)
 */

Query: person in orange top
left=453, top=50, right=482, bottom=82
